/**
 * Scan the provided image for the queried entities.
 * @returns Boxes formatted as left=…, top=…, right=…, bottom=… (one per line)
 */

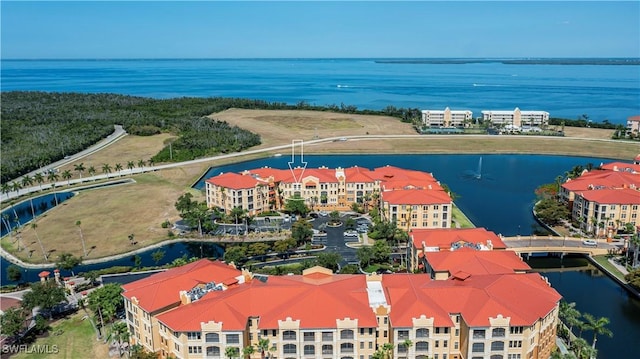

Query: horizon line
left=3, top=56, right=640, bottom=61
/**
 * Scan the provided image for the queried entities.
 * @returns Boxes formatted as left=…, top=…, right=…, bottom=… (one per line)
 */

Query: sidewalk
left=607, top=257, right=629, bottom=276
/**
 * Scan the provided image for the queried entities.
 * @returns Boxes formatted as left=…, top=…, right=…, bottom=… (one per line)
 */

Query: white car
left=582, top=239, right=598, bottom=247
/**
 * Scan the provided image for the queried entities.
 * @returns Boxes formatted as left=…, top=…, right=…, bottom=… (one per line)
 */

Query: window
left=510, top=327, right=524, bottom=335
left=322, top=344, right=333, bottom=354
left=473, top=329, right=486, bottom=339
left=492, top=328, right=506, bottom=337
left=454, top=341, right=459, bottom=349
left=205, top=333, right=219, bottom=343
left=322, top=332, right=333, bottom=341
left=206, top=346, right=220, bottom=357
left=304, top=332, right=315, bottom=342
left=508, top=354, right=522, bottom=359
left=341, top=343, right=354, bottom=353
left=283, top=344, right=297, bottom=354
left=509, top=340, right=522, bottom=348
left=491, top=356, right=504, bottom=359
left=341, top=329, right=354, bottom=340
left=398, top=344, right=407, bottom=353
left=455, top=328, right=459, bottom=336
left=415, top=341, right=429, bottom=351
left=188, top=346, right=202, bottom=354
left=435, top=340, right=439, bottom=348
left=398, top=330, right=409, bottom=340
left=491, top=341, right=505, bottom=351
left=226, top=334, right=239, bottom=344
left=416, top=328, right=429, bottom=338
left=472, top=343, right=485, bottom=352
left=283, top=330, right=296, bottom=341
left=304, top=345, right=315, bottom=355
left=443, top=340, right=448, bottom=348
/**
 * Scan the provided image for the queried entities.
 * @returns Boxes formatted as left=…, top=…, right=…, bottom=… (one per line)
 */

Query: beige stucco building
left=421, top=108, right=473, bottom=128
left=122, top=260, right=561, bottom=359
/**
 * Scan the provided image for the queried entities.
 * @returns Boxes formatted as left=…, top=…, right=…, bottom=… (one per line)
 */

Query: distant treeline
left=0, top=91, right=421, bottom=182
left=549, top=117, right=619, bottom=130
left=375, top=58, right=640, bottom=65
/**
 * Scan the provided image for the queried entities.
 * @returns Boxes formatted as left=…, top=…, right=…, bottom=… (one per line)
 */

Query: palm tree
left=61, top=170, right=73, bottom=185
left=31, top=222, right=48, bottom=261
left=1, top=182, right=11, bottom=197
left=225, top=346, right=240, bottom=359
left=115, top=163, right=123, bottom=176
left=258, top=338, right=270, bottom=359
left=148, top=158, right=155, bottom=168
left=47, top=171, right=59, bottom=185
left=559, top=301, right=582, bottom=345
left=108, top=321, right=129, bottom=358
left=87, top=165, right=96, bottom=179
left=630, top=234, right=640, bottom=268
left=74, top=162, right=86, bottom=179
left=137, top=159, right=146, bottom=170
left=102, top=163, right=113, bottom=177
left=242, top=345, right=255, bottom=359
left=21, top=174, right=33, bottom=190
left=76, top=220, right=87, bottom=257
left=402, top=339, right=413, bottom=357
left=34, top=172, right=45, bottom=190
left=570, top=337, right=589, bottom=359
left=11, top=181, right=22, bottom=195
left=126, top=160, right=135, bottom=174
left=582, top=313, right=612, bottom=352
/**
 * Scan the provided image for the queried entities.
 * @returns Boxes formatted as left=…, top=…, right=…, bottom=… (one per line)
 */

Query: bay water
left=2, top=58, right=638, bottom=124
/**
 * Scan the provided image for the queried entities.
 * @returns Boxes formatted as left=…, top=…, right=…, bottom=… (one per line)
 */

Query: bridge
left=501, top=235, right=619, bottom=257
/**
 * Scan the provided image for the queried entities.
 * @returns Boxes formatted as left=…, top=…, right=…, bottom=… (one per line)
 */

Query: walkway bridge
left=501, top=235, right=618, bottom=257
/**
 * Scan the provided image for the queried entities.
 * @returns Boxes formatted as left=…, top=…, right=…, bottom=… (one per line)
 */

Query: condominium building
left=627, top=115, right=640, bottom=134
left=558, top=161, right=640, bottom=235
left=481, top=108, right=549, bottom=128
left=122, top=259, right=561, bottom=359
left=421, top=108, right=473, bottom=128
left=409, top=228, right=507, bottom=273
left=205, top=165, right=452, bottom=229
left=571, top=188, right=640, bottom=238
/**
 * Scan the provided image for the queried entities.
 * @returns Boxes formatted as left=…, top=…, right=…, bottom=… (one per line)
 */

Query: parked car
left=582, top=239, right=598, bottom=247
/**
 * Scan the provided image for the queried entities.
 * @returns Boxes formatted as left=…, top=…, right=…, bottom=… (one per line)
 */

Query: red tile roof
left=206, top=172, right=267, bottom=190
left=122, top=259, right=242, bottom=313
left=562, top=169, right=639, bottom=191
left=136, top=260, right=558, bottom=332
left=156, top=271, right=377, bottom=331
left=411, top=228, right=507, bottom=251
left=599, top=162, right=640, bottom=174
left=382, top=188, right=451, bottom=205
left=576, top=188, right=640, bottom=204
left=382, top=273, right=560, bottom=327
left=425, top=250, right=531, bottom=276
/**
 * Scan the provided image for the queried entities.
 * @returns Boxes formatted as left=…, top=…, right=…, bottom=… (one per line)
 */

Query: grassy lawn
left=592, top=255, right=627, bottom=281
left=10, top=174, right=187, bottom=264
left=13, top=311, right=108, bottom=359
left=4, top=109, right=638, bottom=264
left=452, top=205, right=475, bottom=229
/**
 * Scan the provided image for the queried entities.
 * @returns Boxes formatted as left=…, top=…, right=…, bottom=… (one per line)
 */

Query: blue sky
left=1, top=1, right=639, bottom=59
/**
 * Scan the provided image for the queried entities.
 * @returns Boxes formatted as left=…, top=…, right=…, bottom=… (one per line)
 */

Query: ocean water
left=1, top=58, right=639, bottom=124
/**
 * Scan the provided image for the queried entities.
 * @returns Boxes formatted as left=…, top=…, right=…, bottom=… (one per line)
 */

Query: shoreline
left=1, top=134, right=638, bottom=268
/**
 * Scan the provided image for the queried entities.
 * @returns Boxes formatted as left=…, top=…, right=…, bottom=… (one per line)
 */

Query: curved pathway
left=3, top=132, right=638, bottom=202
left=1, top=131, right=637, bottom=267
